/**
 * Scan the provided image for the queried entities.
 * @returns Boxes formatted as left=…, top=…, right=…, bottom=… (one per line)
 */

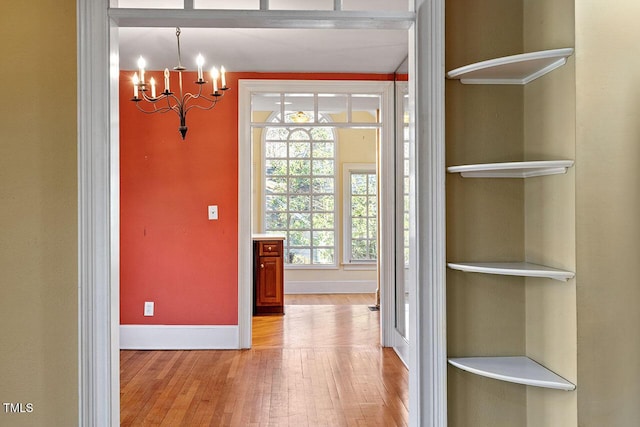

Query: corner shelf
left=446, top=48, right=574, bottom=85
left=448, top=356, right=575, bottom=391
left=447, top=160, right=574, bottom=178
left=447, top=262, right=575, bottom=281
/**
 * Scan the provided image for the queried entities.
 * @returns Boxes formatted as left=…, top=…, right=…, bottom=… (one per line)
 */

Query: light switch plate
left=144, top=301, right=154, bottom=316
left=208, top=205, right=218, bottom=220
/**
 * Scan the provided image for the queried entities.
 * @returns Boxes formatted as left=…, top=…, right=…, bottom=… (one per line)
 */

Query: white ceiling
left=118, top=26, right=409, bottom=74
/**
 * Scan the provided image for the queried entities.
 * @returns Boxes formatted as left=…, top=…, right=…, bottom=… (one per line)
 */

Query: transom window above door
left=251, top=92, right=382, bottom=126
left=114, top=0, right=409, bottom=12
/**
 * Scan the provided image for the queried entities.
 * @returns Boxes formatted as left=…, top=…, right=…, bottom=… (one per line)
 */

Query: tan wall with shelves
left=445, top=0, right=527, bottom=425
left=448, top=1, right=640, bottom=426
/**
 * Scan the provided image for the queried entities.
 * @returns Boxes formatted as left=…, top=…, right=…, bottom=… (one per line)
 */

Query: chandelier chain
left=175, top=27, right=184, bottom=71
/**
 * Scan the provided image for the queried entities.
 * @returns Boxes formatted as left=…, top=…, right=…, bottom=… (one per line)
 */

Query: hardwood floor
left=121, top=294, right=408, bottom=426
left=285, top=293, right=377, bottom=306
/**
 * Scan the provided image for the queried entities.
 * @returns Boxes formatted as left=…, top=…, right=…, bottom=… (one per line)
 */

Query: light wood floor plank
left=121, top=294, right=408, bottom=426
left=285, top=293, right=376, bottom=305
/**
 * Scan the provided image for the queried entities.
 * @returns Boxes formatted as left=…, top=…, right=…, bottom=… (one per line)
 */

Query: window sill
left=284, top=264, right=339, bottom=270
left=342, top=263, right=377, bottom=271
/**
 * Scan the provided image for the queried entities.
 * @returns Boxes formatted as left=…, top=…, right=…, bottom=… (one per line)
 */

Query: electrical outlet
left=208, top=205, right=218, bottom=220
left=144, top=301, right=154, bottom=316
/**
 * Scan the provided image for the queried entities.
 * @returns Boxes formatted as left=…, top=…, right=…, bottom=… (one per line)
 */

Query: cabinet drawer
left=258, top=241, right=282, bottom=256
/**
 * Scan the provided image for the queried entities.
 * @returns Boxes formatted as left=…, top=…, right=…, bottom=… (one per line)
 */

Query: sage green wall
left=0, top=1, right=77, bottom=426
left=524, top=0, right=577, bottom=425
left=575, top=1, right=640, bottom=425
left=446, top=0, right=527, bottom=425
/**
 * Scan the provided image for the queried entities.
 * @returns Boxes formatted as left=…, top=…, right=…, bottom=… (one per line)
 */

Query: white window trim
left=342, top=162, right=378, bottom=268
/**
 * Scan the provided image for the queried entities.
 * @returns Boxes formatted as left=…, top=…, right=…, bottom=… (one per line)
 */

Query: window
left=343, top=164, right=377, bottom=264
left=402, top=96, right=410, bottom=267
left=263, top=112, right=337, bottom=266
left=255, top=88, right=385, bottom=268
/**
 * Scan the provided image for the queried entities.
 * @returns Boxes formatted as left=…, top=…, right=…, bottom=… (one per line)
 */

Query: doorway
left=78, top=3, right=448, bottom=426
left=243, top=81, right=396, bottom=349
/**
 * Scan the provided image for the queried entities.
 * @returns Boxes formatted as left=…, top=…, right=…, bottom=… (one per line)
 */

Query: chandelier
left=131, top=27, right=229, bottom=140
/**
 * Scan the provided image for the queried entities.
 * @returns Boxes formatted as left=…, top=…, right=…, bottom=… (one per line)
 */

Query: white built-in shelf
left=446, top=48, right=574, bottom=85
left=448, top=356, right=576, bottom=391
left=447, top=160, right=574, bottom=178
left=447, top=262, right=575, bottom=281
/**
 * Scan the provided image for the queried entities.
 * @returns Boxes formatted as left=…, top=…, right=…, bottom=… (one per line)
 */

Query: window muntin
left=263, top=112, right=337, bottom=266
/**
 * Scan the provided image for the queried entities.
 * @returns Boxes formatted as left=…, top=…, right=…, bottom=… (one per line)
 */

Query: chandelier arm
left=135, top=92, right=184, bottom=115
left=163, top=92, right=183, bottom=111
left=139, top=91, right=166, bottom=106
left=190, top=93, right=221, bottom=102
left=183, top=96, right=220, bottom=114
left=184, top=101, right=220, bottom=114
left=182, top=89, right=226, bottom=113
left=182, top=80, right=204, bottom=105
left=134, top=101, right=174, bottom=115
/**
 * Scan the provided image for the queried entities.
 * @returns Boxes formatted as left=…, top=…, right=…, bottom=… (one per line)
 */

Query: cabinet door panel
left=257, top=256, right=282, bottom=306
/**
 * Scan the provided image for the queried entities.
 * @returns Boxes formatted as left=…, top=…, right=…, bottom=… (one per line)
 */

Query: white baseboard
left=120, top=325, right=239, bottom=350
left=284, top=280, right=377, bottom=294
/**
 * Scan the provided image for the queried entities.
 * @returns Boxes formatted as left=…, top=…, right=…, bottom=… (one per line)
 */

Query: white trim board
left=285, top=280, right=376, bottom=294
left=410, top=1, right=447, bottom=425
left=120, top=325, right=239, bottom=350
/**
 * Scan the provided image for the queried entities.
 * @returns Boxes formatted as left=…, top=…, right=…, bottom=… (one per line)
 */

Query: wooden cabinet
left=253, top=239, right=284, bottom=315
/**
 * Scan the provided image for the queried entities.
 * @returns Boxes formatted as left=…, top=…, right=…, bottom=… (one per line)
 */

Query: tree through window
left=343, top=164, right=377, bottom=263
left=263, top=112, right=336, bottom=266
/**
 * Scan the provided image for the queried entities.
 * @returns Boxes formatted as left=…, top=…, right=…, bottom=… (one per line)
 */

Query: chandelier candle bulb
left=150, top=77, right=156, bottom=98
left=196, top=54, right=205, bottom=81
left=164, top=68, right=170, bottom=93
left=211, top=67, right=219, bottom=93
left=132, top=73, right=139, bottom=99
left=221, top=66, right=226, bottom=88
left=137, top=56, right=146, bottom=84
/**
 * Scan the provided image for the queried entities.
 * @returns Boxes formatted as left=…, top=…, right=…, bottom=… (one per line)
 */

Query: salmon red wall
left=120, top=71, right=393, bottom=325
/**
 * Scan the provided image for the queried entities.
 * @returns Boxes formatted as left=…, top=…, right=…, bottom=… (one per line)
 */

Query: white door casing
left=238, top=80, right=395, bottom=349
